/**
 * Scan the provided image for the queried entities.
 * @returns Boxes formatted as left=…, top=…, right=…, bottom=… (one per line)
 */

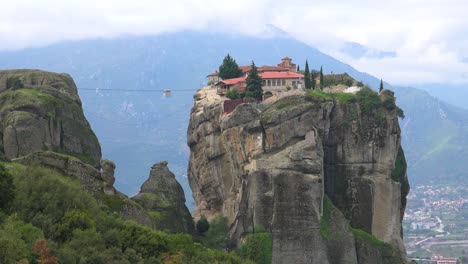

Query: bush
left=320, top=196, right=333, bottom=239
left=11, top=165, right=99, bottom=240
left=0, top=164, right=14, bottom=213
left=199, top=216, right=230, bottom=250
left=3, top=163, right=247, bottom=263
left=226, top=89, right=241, bottom=100
left=196, top=216, right=210, bottom=234
left=240, top=232, right=272, bottom=264
left=6, top=77, right=24, bottom=89
left=356, top=87, right=382, bottom=114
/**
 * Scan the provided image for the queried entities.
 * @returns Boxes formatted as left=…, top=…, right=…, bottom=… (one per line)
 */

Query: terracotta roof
left=217, top=77, right=246, bottom=85
left=259, top=72, right=304, bottom=79
left=258, top=66, right=289, bottom=72
left=239, top=66, right=251, bottom=73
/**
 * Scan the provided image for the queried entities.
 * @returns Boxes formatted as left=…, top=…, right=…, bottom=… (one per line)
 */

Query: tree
left=304, top=60, right=312, bottom=89
left=311, top=70, right=318, bottom=89
left=379, top=79, right=384, bottom=92
left=245, top=61, right=263, bottom=101
left=218, top=54, right=243, bottom=80
left=319, top=66, right=324, bottom=90
left=0, top=164, right=14, bottom=213
left=296, top=65, right=300, bottom=72
left=196, top=216, right=209, bottom=234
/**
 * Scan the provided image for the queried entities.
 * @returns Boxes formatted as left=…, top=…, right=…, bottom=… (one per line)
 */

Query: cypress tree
left=218, top=54, right=243, bottom=80
left=319, top=66, right=324, bottom=90
left=245, top=61, right=263, bottom=101
left=379, top=79, right=384, bottom=92
left=311, top=70, right=316, bottom=89
left=304, top=60, right=312, bottom=89
left=297, top=65, right=300, bottom=72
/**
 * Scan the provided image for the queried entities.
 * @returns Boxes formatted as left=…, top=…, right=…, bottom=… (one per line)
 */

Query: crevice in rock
left=260, top=120, right=267, bottom=153
left=13, top=126, right=20, bottom=158
left=59, top=121, right=64, bottom=149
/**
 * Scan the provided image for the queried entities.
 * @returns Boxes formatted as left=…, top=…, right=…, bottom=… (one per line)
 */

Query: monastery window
left=262, top=80, right=266, bottom=86
left=282, top=80, right=286, bottom=86
left=267, top=80, right=271, bottom=86
left=292, top=81, right=296, bottom=87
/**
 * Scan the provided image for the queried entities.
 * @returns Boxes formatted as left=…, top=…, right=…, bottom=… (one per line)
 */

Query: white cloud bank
left=1, top=0, right=468, bottom=85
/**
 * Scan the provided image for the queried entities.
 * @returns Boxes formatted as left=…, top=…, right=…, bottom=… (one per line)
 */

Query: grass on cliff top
left=306, top=90, right=357, bottom=103
left=0, top=88, right=64, bottom=115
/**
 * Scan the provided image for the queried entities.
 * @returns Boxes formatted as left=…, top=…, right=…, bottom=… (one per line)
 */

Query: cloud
left=1, top=0, right=467, bottom=85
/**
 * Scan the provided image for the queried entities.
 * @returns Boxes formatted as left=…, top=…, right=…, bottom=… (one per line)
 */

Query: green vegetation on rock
left=0, top=164, right=14, bottom=214
left=240, top=232, right=272, bottom=264
left=320, top=195, right=333, bottom=239
left=352, top=228, right=386, bottom=248
left=198, top=216, right=230, bottom=250
left=391, top=146, right=407, bottom=182
left=0, top=163, right=251, bottom=263
left=306, top=90, right=356, bottom=103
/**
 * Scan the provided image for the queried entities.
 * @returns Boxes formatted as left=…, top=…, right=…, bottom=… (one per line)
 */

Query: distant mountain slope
left=394, top=86, right=468, bottom=184
left=0, top=31, right=465, bottom=202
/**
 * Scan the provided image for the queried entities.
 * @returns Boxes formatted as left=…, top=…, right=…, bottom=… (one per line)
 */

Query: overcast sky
left=1, top=0, right=467, bottom=86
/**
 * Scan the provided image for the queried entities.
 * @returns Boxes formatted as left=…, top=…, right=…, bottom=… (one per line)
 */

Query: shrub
left=0, top=164, right=14, bottom=213
left=226, top=89, right=241, bottom=100
left=196, top=216, right=210, bottom=234
left=356, top=87, right=381, bottom=114
left=6, top=77, right=24, bottom=89
left=199, top=216, right=230, bottom=250
left=240, top=232, right=272, bottom=264
left=320, top=196, right=333, bottom=239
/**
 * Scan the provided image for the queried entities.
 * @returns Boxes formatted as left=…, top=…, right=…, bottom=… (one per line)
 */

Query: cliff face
left=187, top=87, right=409, bottom=264
left=0, top=70, right=101, bottom=167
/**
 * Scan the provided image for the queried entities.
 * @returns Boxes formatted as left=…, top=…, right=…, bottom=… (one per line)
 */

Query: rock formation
left=100, top=159, right=116, bottom=195
left=1, top=69, right=193, bottom=234
left=0, top=70, right=101, bottom=167
left=132, top=161, right=194, bottom=233
left=187, top=87, right=409, bottom=263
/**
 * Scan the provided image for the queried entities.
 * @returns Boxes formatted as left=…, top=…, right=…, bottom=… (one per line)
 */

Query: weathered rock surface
left=0, top=70, right=101, bottom=167
left=132, top=161, right=194, bottom=233
left=100, top=159, right=116, bottom=195
left=187, top=87, right=409, bottom=263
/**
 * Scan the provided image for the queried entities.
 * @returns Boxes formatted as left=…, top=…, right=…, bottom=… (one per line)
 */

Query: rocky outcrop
left=0, top=70, right=101, bottom=167
left=187, top=87, right=409, bottom=263
left=100, top=159, right=116, bottom=195
left=132, top=161, right=194, bottom=234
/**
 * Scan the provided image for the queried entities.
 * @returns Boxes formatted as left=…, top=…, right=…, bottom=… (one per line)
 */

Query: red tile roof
left=259, top=72, right=304, bottom=79
left=217, top=77, right=246, bottom=85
